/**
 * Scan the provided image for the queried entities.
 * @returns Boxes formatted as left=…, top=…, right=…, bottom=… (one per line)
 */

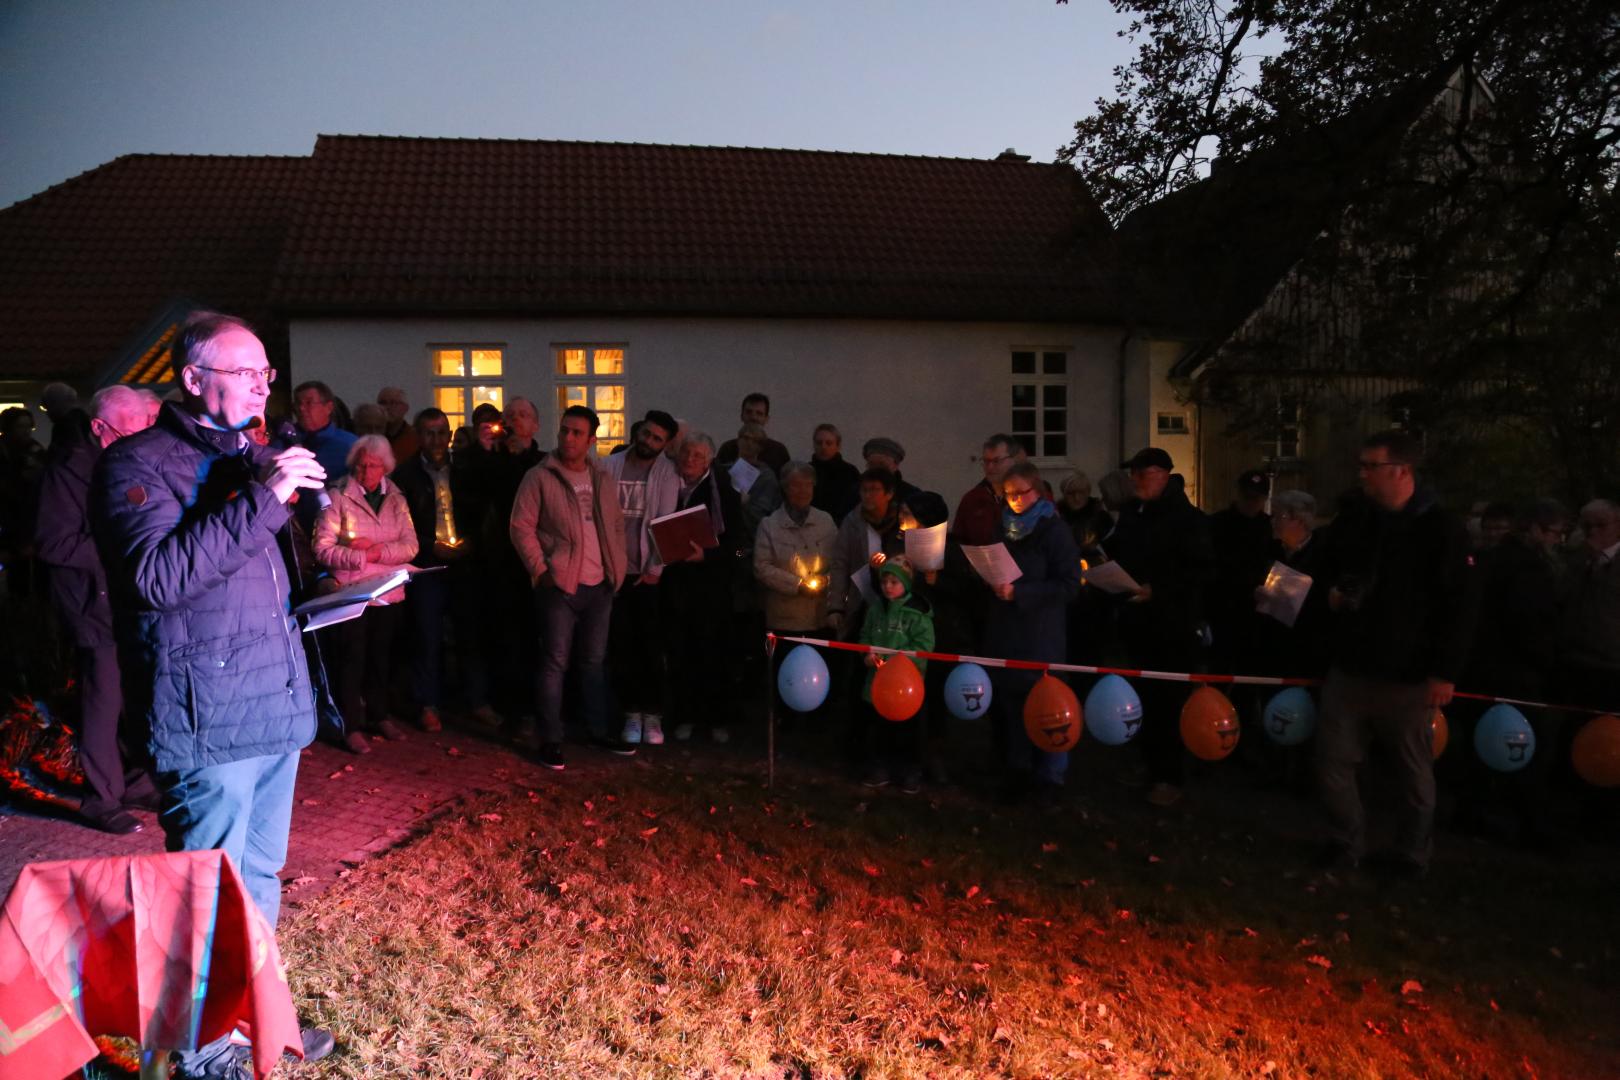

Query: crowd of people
left=4, top=317, right=1619, bottom=864
left=1, top=310, right=1617, bottom=1075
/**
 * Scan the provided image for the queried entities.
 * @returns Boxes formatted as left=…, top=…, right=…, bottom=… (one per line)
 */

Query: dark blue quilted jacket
left=91, top=403, right=315, bottom=771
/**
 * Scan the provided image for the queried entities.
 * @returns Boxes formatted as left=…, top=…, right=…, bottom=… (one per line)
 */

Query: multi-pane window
left=430, top=346, right=504, bottom=431
left=555, top=345, right=627, bottom=455
left=1010, top=349, right=1069, bottom=460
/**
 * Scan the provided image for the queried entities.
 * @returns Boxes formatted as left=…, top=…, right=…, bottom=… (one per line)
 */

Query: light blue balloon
left=1263, top=687, right=1317, bottom=746
left=777, top=645, right=830, bottom=713
left=1084, top=675, right=1143, bottom=745
left=1474, top=703, right=1535, bottom=772
left=943, top=663, right=993, bottom=721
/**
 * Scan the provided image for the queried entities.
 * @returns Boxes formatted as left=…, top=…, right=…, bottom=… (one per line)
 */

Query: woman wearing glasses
left=985, top=460, right=1082, bottom=809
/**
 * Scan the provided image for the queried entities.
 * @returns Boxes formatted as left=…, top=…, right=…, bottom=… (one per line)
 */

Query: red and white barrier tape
left=765, top=634, right=1617, bottom=716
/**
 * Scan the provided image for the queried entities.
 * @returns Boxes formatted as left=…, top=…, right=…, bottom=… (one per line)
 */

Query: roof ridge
left=5, top=152, right=307, bottom=213
left=311, top=132, right=1064, bottom=168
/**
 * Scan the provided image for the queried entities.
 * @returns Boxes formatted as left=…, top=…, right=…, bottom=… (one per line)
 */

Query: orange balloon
left=1572, top=714, right=1620, bottom=788
left=1180, top=686, right=1240, bottom=761
left=872, top=654, right=925, bottom=721
left=1430, top=709, right=1448, bottom=760
left=1023, top=675, right=1082, bottom=753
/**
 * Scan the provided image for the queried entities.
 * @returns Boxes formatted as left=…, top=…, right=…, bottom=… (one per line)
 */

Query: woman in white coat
left=314, top=434, right=420, bottom=750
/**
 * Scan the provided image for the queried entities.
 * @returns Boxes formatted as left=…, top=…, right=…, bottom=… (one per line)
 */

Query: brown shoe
left=418, top=706, right=442, bottom=732
left=344, top=730, right=372, bottom=755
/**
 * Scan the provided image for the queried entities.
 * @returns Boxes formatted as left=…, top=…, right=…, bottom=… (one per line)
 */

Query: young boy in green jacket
left=859, top=555, right=935, bottom=793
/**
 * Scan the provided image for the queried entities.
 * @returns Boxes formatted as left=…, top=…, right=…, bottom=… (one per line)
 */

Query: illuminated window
left=430, top=345, right=505, bottom=431
left=1010, top=349, right=1070, bottom=461
left=554, top=345, right=627, bottom=454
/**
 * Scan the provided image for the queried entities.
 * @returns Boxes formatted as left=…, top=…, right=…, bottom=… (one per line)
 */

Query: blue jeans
left=158, top=751, right=300, bottom=1076
left=156, top=750, right=301, bottom=926
left=535, top=581, right=613, bottom=744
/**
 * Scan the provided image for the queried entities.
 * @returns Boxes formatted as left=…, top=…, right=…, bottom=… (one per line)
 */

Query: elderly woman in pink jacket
left=314, top=434, right=420, bottom=752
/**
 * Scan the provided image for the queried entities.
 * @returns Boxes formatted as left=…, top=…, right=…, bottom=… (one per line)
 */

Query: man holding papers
left=91, top=311, right=335, bottom=1074
left=1107, top=447, right=1216, bottom=808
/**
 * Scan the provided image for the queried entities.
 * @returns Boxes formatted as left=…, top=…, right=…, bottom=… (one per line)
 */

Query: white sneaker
left=711, top=726, right=731, bottom=744
left=673, top=723, right=694, bottom=742
left=620, top=713, right=643, bottom=744
left=642, top=714, right=665, bottom=745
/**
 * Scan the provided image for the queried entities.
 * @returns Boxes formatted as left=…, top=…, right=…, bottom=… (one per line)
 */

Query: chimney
left=995, top=148, right=1031, bottom=163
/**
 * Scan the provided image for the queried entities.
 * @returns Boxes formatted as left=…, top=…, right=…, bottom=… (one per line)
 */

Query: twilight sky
left=0, top=0, right=1135, bottom=209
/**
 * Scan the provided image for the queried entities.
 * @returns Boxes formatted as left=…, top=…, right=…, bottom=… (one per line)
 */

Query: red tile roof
left=0, top=155, right=307, bottom=380
left=270, top=136, right=1116, bottom=322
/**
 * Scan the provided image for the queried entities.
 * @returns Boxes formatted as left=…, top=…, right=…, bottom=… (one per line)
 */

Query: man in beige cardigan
left=509, top=405, right=629, bottom=770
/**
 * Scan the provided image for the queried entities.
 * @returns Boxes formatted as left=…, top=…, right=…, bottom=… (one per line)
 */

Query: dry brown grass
left=276, top=746, right=1620, bottom=1079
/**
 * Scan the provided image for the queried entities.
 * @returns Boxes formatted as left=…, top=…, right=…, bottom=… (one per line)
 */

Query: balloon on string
left=1430, top=709, right=1449, bottom=759
left=872, top=654, right=925, bottom=721
left=1083, top=675, right=1143, bottom=745
left=1262, top=687, right=1317, bottom=746
left=1572, top=714, right=1620, bottom=788
left=1023, top=674, right=1082, bottom=753
left=1474, top=703, right=1535, bottom=772
left=776, top=645, right=830, bottom=713
left=942, top=663, right=993, bottom=721
left=1180, top=686, right=1240, bottom=761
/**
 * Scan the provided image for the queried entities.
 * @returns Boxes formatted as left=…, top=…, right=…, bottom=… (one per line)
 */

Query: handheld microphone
left=265, top=417, right=332, bottom=510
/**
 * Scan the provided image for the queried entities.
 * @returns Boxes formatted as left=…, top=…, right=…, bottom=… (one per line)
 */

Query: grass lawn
left=276, top=729, right=1620, bottom=1079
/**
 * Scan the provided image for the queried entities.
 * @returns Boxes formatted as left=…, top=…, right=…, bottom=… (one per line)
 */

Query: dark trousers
left=1124, top=630, right=1194, bottom=786
left=535, top=581, right=613, bottom=744
left=76, top=643, right=155, bottom=818
left=661, top=570, right=735, bottom=735
left=609, top=576, right=666, bottom=716
left=1317, top=668, right=1434, bottom=866
left=862, top=701, right=923, bottom=774
left=409, top=563, right=489, bottom=711
left=992, top=667, right=1068, bottom=787
left=334, top=602, right=404, bottom=731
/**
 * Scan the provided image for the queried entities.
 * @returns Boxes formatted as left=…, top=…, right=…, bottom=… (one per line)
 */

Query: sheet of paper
left=850, top=565, right=880, bottom=607
left=1081, top=560, right=1141, bottom=596
left=960, top=543, right=1023, bottom=588
left=727, top=458, right=760, bottom=495
left=1255, top=560, right=1313, bottom=628
left=903, top=522, right=947, bottom=571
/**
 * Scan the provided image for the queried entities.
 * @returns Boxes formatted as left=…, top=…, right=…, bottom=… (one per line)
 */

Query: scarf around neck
left=1003, top=497, right=1057, bottom=542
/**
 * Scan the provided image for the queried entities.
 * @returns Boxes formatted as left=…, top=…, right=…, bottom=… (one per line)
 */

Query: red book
left=648, top=505, right=719, bottom=564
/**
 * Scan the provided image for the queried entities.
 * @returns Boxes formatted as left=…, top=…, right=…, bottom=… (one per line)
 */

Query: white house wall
left=290, top=316, right=1129, bottom=501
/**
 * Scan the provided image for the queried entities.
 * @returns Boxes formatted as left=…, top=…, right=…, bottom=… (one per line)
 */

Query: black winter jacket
left=36, top=417, right=114, bottom=647
left=91, top=403, right=315, bottom=771
left=1107, top=474, right=1215, bottom=658
left=1318, top=488, right=1477, bottom=685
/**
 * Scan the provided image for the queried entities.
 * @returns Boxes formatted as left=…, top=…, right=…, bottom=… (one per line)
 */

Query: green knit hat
left=875, top=554, right=914, bottom=598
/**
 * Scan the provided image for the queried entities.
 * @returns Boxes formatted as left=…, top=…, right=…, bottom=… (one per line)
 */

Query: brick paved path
left=0, top=725, right=564, bottom=908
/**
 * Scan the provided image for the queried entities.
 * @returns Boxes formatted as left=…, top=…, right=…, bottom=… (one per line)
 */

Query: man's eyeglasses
left=1355, top=459, right=1401, bottom=472
left=196, top=365, right=276, bottom=385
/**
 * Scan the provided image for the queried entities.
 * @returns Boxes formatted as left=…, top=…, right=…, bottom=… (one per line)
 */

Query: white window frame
left=428, top=343, right=506, bottom=432
left=1009, top=347, right=1072, bottom=465
left=552, top=343, right=629, bottom=455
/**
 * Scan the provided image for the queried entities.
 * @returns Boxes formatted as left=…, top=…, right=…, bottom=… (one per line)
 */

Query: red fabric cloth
left=0, top=850, right=301, bottom=1080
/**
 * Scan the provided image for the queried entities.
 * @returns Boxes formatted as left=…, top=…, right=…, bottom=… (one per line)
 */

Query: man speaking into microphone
left=91, top=310, right=335, bottom=1075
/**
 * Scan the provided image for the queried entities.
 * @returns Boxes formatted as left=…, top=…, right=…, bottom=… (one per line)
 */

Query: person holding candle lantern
left=391, top=407, right=497, bottom=734
left=755, top=461, right=839, bottom=710
left=313, top=435, right=419, bottom=749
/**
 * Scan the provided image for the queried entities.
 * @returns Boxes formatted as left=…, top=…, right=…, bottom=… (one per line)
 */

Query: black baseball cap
left=1123, top=446, right=1173, bottom=471
left=1237, top=469, right=1271, bottom=495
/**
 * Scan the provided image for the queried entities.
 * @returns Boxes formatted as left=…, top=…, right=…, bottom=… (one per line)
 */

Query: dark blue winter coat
left=983, top=513, right=1082, bottom=664
left=91, top=403, right=316, bottom=771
